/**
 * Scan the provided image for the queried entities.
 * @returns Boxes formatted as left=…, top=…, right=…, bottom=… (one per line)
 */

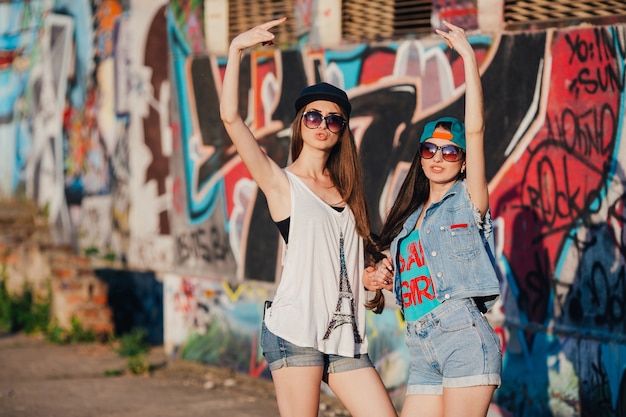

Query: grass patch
left=46, top=316, right=97, bottom=344
left=112, top=328, right=152, bottom=375
left=0, top=265, right=96, bottom=344
left=0, top=266, right=50, bottom=334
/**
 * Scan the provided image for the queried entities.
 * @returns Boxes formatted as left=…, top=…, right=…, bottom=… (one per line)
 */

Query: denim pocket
left=435, top=303, right=474, bottom=333
left=476, top=313, right=503, bottom=355
left=444, top=222, right=481, bottom=262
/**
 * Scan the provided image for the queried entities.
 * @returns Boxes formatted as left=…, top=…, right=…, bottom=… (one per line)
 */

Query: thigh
left=272, top=366, right=324, bottom=417
left=261, top=323, right=327, bottom=416
left=327, top=367, right=397, bottom=417
left=400, top=394, right=442, bottom=417
left=443, top=385, right=495, bottom=417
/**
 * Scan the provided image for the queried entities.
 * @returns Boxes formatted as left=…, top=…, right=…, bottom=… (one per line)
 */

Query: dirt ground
left=0, top=332, right=349, bottom=417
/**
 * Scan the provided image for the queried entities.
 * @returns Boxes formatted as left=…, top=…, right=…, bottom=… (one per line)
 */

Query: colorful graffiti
left=1, top=1, right=625, bottom=415
left=165, top=15, right=626, bottom=414
left=490, top=26, right=626, bottom=417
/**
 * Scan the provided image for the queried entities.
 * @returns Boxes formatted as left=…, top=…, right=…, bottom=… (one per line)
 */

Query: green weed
left=112, top=328, right=152, bottom=375
left=0, top=267, right=50, bottom=334
left=44, top=317, right=97, bottom=344
left=127, top=355, right=150, bottom=375
left=0, top=267, right=12, bottom=332
left=0, top=264, right=99, bottom=345
left=114, top=328, right=150, bottom=357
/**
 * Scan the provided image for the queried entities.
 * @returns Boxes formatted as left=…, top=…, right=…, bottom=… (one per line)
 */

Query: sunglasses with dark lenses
left=302, top=111, right=346, bottom=134
left=419, top=142, right=464, bottom=162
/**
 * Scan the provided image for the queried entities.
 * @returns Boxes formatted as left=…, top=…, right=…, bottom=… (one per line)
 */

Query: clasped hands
left=364, top=257, right=394, bottom=292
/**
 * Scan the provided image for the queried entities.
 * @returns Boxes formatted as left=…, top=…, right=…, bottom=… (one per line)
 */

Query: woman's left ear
left=461, top=163, right=466, bottom=173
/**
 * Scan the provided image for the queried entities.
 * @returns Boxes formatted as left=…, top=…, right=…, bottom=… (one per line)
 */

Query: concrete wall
left=1, top=1, right=625, bottom=415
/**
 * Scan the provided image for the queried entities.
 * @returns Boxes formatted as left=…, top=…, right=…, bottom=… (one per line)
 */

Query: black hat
left=294, top=82, right=351, bottom=117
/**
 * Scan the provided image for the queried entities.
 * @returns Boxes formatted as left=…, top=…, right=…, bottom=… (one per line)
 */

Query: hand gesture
left=230, top=17, right=286, bottom=52
left=435, top=21, right=473, bottom=60
left=364, top=257, right=394, bottom=291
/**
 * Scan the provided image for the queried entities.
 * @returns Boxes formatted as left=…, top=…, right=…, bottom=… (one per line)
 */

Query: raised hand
left=230, top=17, right=286, bottom=52
left=435, top=20, right=474, bottom=59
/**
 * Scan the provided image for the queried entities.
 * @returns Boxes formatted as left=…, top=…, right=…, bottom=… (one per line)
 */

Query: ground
left=0, top=332, right=349, bottom=417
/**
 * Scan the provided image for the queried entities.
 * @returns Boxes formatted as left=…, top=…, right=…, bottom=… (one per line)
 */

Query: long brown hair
left=290, top=107, right=372, bottom=242
left=291, top=107, right=382, bottom=311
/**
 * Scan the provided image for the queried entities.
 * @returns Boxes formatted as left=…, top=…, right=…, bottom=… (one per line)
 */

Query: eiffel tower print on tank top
left=323, top=230, right=362, bottom=343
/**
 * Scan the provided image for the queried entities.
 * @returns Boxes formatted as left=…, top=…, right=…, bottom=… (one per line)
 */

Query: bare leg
left=443, top=385, right=495, bottom=417
left=399, top=385, right=495, bottom=417
left=400, top=394, right=442, bottom=417
left=328, top=367, right=398, bottom=417
left=271, top=365, right=324, bottom=417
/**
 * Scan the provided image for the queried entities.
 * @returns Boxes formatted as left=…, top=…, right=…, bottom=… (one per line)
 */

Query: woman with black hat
left=220, top=17, right=396, bottom=417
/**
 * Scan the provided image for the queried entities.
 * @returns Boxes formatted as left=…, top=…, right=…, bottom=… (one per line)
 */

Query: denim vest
left=390, top=180, right=500, bottom=311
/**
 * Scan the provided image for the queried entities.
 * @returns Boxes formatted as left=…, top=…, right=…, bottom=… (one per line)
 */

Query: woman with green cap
left=365, top=21, right=502, bottom=417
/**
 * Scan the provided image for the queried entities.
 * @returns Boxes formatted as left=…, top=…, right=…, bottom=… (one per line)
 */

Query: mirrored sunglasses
left=419, top=142, right=464, bottom=162
left=302, top=111, right=346, bottom=134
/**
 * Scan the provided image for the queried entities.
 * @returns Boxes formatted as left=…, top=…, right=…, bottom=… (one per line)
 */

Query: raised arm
left=437, top=22, right=489, bottom=217
left=220, top=18, right=289, bottom=215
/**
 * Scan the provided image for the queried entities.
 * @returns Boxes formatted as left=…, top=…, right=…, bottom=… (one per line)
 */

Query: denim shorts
left=405, top=298, right=502, bottom=395
left=260, top=322, right=374, bottom=375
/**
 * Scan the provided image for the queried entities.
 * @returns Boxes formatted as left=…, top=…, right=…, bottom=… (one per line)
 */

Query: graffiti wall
left=1, top=1, right=625, bottom=415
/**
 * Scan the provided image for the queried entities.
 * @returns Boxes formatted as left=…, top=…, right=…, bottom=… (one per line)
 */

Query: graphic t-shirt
left=398, top=229, right=441, bottom=322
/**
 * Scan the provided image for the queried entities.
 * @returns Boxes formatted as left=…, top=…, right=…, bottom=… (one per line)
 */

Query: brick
left=72, top=256, right=92, bottom=267
left=91, top=295, right=108, bottom=305
left=65, top=294, right=88, bottom=306
left=52, top=267, right=76, bottom=280
left=89, top=322, right=114, bottom=335
left=81, top=307, right=101, bottom=319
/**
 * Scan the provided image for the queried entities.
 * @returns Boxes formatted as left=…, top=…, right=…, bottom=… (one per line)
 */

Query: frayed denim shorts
left=260, top=322, right=373, bottom=376
left=405, top=298, right=502, bottom=395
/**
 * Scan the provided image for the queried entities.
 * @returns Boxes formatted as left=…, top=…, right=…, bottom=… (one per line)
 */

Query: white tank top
left=264, top=171, right=368, bottom=357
